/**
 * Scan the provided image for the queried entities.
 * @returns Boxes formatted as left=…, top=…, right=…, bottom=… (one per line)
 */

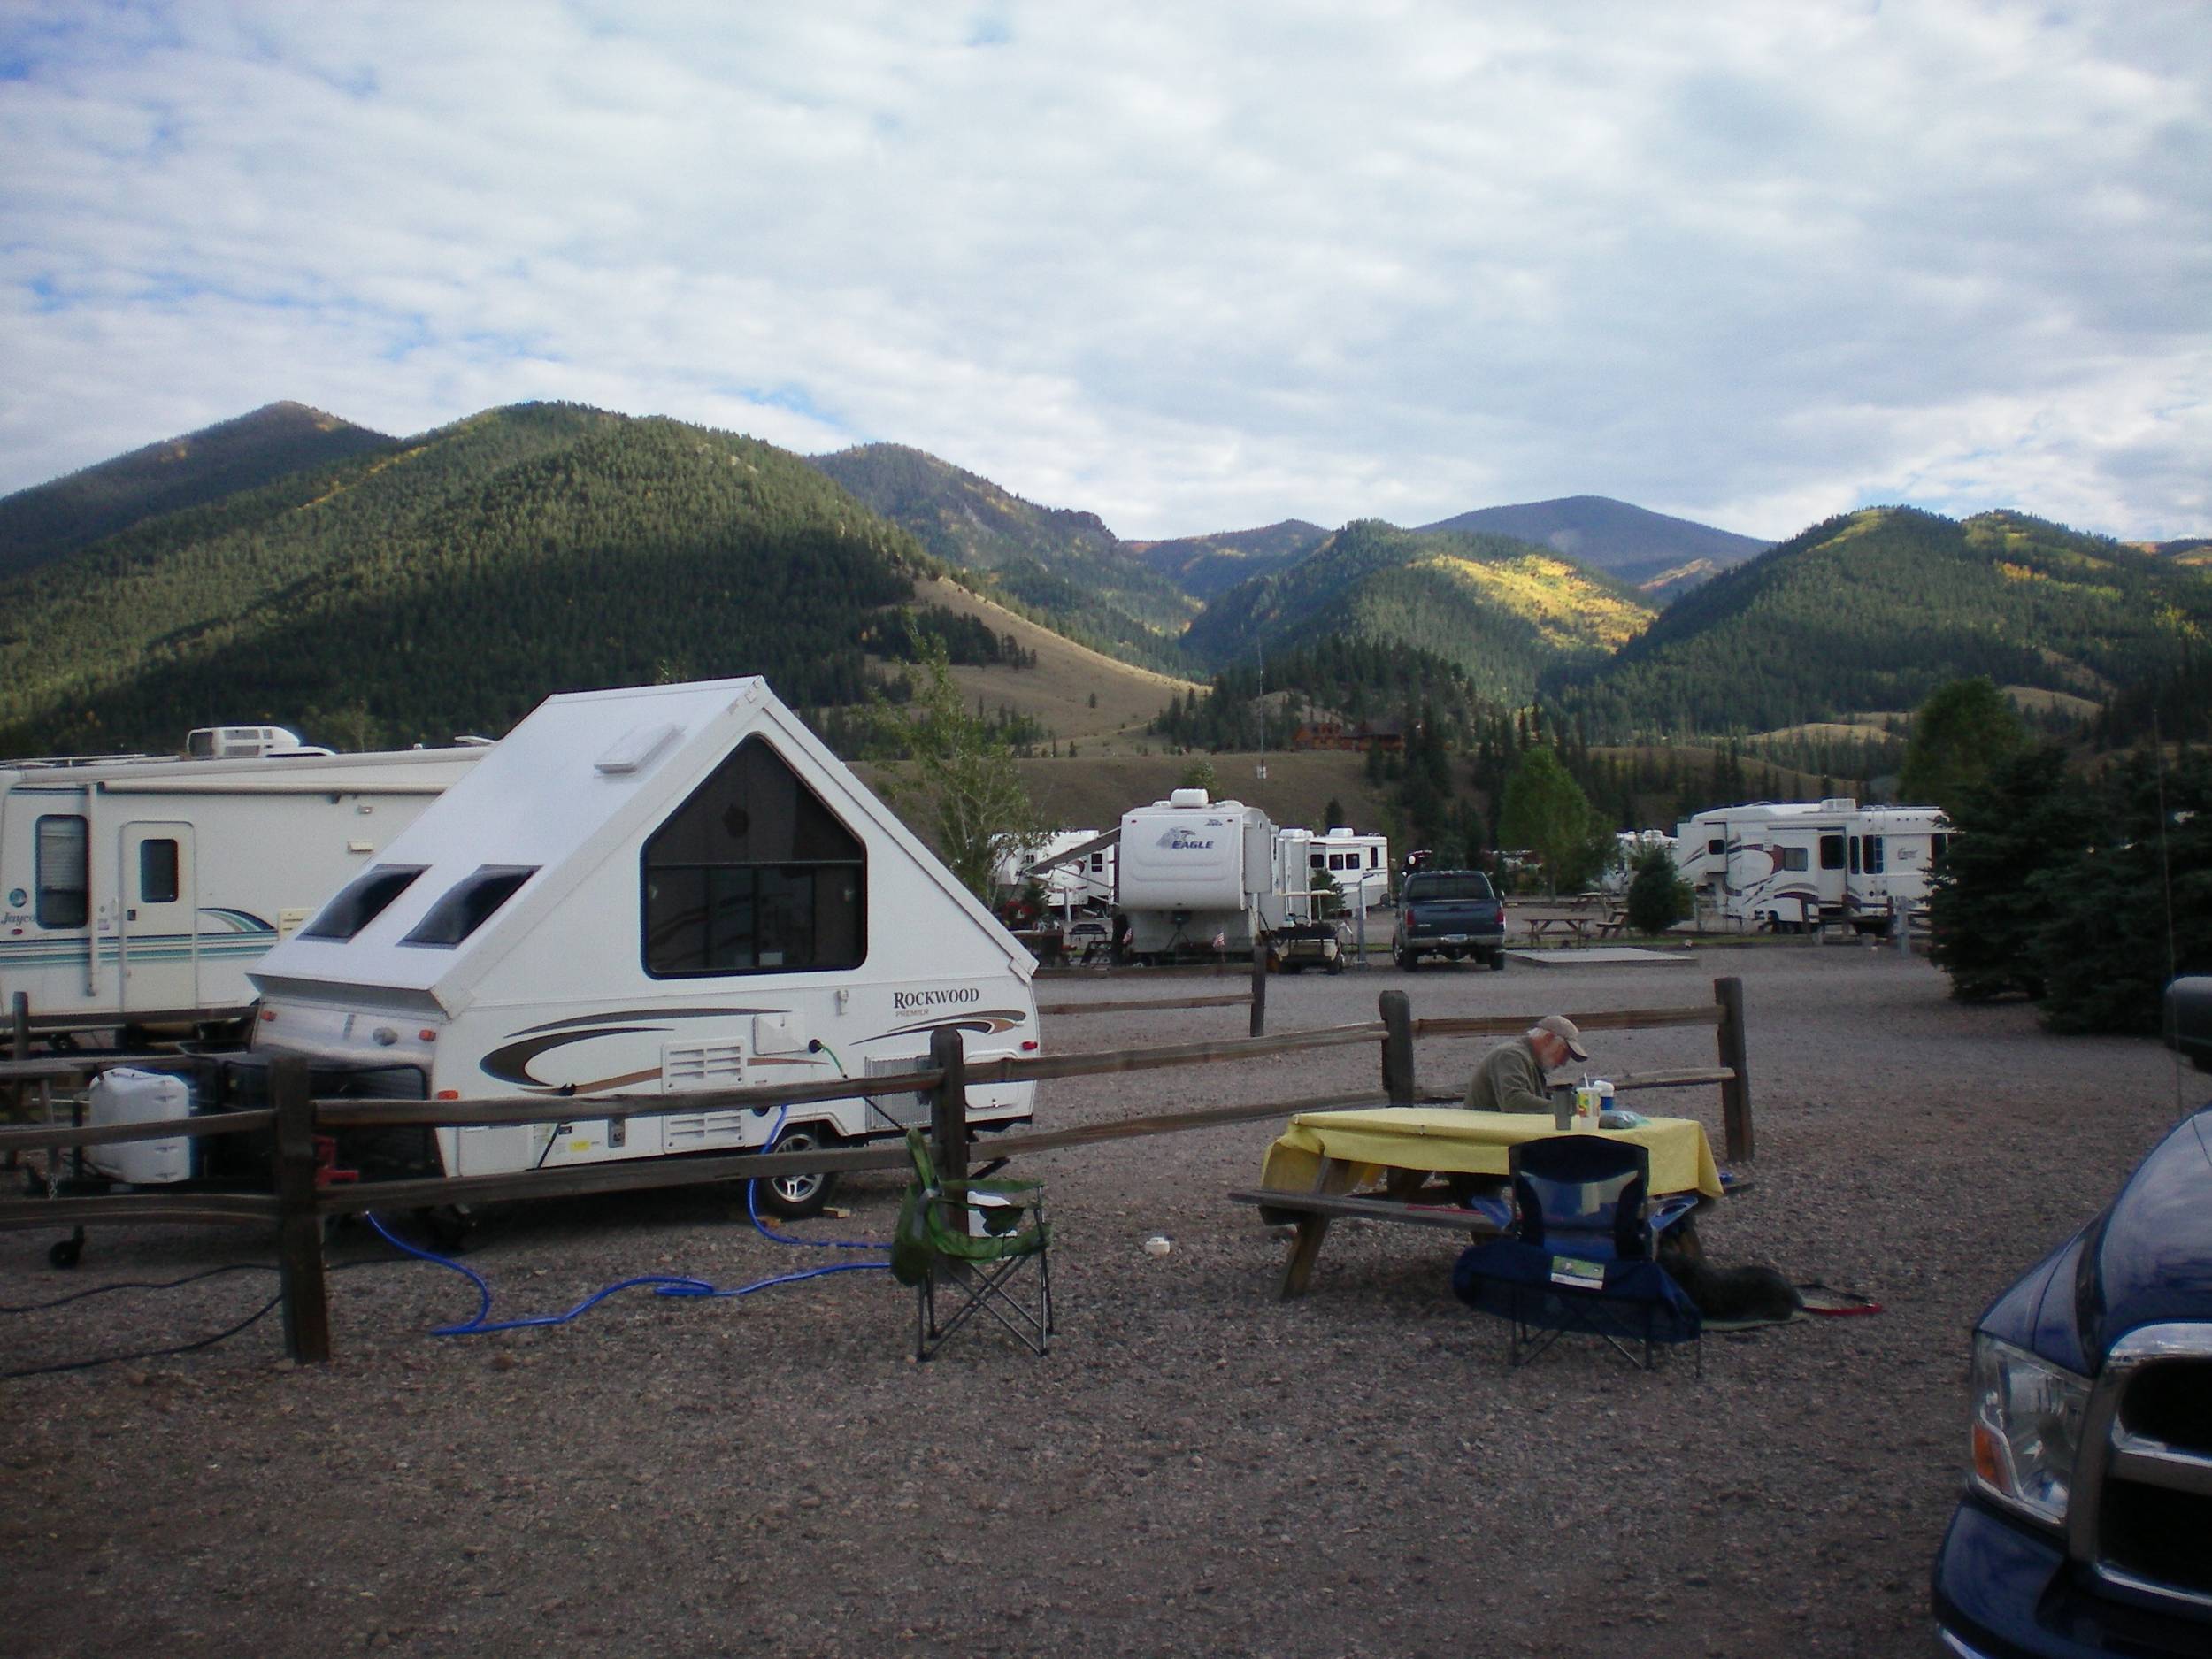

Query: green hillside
left=0, top=402, right=400, bottom=580
left=1550, top=506, right=2212, bottom=737
left=1123, top=519, right=1327, bottom=603
left=808, top=442, right=1193, bottom=671
left=1182, top=519, right=1655, bottom=703
left=0, top=404, right=926, bottom=755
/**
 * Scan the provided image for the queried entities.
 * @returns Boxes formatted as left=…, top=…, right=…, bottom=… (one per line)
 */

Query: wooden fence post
left=1714, top=975, right=1753, bottom=1164
left=272, top=1056, right=332, bottom=1364
left=1379, top=990, right=1415, bottom=1106
left=929, top=1024, right=969, bottom=1190
left=1249, top=944, right=1268, bottom=1037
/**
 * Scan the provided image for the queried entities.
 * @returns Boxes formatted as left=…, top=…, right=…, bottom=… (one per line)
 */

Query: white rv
left=1671, top=797, right=1952, bottom=931
left=1115, top=790, right=1315, bottom=959
left=244, top=678, right=1037, bottom=1217
left=995, top=828, right=1115, bottom=921
left=1299, top=827, right=1390, bottom=917
left=0, top=731, right=482, bottom=1041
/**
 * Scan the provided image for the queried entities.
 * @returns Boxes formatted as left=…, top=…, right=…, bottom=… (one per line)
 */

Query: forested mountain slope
left=1548, top=507, right=2212, bottom=737
left=1182, top=519, right=1654, bottom=703
left=809, top=442, right=1192, bottom=671
left=1123, top=519, right=1328, bottom=603
left=0, top=404, right=926, bottom=755
left=0, top=402, right=399, bottom=579
left=1417, top=494, right=1770, bottom=593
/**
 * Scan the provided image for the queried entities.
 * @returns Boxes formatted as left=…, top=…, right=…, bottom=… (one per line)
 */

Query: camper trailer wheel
left=757, top=1125, right=839, bottom=1220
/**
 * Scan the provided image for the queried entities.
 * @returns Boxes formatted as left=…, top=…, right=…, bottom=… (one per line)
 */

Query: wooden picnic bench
left=1226, top=1179, right=1504, bottom=1297
left=1513, top=894, right=1630, bottom=943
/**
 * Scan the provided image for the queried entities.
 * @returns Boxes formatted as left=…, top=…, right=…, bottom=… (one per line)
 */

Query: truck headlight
left=1969, top=1333, right=2090, bottom=1528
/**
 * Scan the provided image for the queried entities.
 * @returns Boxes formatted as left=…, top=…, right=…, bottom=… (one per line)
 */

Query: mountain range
left=2, top=398, right=2204, bottom=760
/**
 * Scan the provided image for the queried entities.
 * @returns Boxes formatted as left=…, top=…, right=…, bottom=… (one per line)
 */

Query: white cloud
left=1, top=0, right=2207, bottom=541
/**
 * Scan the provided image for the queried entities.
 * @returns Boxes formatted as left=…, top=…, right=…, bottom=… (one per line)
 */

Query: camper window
left=1820, top=833, right=1845, bottom=871
left=301, top=864, right=428, bottom=941
left=402, top=865, right=538, bottom=948
left=641, top=737, right=865, bottom=978
left=1863, top=836, right=1886, bottom=874
left=35, top=815, right=88, bottom=928
left=1780, top=847, right=1809, bottom=872
left=139, top=838, right=180, bottom=904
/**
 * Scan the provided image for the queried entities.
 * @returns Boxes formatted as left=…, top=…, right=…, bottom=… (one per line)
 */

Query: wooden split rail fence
left=0, top=977, right=1750, bottom=1364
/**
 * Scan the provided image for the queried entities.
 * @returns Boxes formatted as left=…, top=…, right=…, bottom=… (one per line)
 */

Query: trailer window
left=301, top=865, right=427, bottom=941
left=1932, top=833, right=1950, bottom=862
left=402, top=865, right=538, bottom=948
left=35, top=816, right=88, bottom=928
left=138, top=839, right=180, bottom=904
left=1863, top=836, right=1886, bottom=874
left=1819, top=834, right=1845, bottom=872
left=1847, top=836, right=1861, bottom=874
left=1779, top=847, right=1809, bottom=872
left=642, top=737, right=865, bottom=977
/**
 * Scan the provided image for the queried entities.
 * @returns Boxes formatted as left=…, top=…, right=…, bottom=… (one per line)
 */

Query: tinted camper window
left=35, top=816, right=88, bottom=928
left=1819, top=834, right=1845, bottom=871
left=139, top=839, right=180, bottom=903
left=642, top=737, right=865, bottom=977
left=301, top=865, right=427, bottom=941
left=402, top=866, right=537, bottom=948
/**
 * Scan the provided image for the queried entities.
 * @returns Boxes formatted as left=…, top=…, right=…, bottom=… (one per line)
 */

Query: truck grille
left=2071, top=1326, right=2212, bottom=1619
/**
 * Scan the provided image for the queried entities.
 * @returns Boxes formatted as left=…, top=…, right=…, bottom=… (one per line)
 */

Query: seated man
left=1463, top=1014, right=1589, bottom=1112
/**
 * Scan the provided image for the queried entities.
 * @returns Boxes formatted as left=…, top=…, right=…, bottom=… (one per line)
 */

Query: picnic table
left=1510, top=894, right=1630, bottom=943
left=1229, top=1105, right=1725, bottom=1297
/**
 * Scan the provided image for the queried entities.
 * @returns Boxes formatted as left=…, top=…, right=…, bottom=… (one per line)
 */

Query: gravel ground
left=1, top=944, right=2194, bottom=1658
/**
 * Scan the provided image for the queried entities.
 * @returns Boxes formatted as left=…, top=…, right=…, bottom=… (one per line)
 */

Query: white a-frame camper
left=247, top=678, right=1037, bottom=1215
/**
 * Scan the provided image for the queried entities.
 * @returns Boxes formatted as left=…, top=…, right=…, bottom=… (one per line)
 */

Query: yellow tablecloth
left=1259, top=1107, right=1725, bottom=1200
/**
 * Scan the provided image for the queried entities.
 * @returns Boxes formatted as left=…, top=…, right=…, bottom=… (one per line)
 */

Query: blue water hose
left=363, top=1083, right=893, bottom=1337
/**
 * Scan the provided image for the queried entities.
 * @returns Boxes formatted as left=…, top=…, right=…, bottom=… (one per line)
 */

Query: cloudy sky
left=4, top=2, right=2207, bottom=542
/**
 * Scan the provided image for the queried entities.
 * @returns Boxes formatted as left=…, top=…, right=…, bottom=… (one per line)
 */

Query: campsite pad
left=1504, top=947, right=1693, bottom=967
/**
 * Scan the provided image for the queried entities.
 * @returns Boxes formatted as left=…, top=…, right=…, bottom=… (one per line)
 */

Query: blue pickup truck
left=1929, top=979, right=2212, bottom=1657
left=1390, top=869, right=1509, bottom=971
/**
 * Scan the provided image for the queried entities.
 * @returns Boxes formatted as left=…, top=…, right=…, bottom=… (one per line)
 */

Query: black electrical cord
left=0, top=1257, right=396, bottom=1380
left=0, top=1260, right=276, bottom=1314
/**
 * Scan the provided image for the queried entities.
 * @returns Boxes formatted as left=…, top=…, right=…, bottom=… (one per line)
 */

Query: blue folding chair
left=1452, top=1134, right=1702, bottom=1371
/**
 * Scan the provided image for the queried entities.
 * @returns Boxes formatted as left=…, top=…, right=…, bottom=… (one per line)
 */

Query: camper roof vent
left=595, top=722, right=680, bottom=776
left=187, top=725, right=312, bottom=760
left=1820, top=797, right=1861, bottom=812
left=1169, top=787, right=1210, bottom=808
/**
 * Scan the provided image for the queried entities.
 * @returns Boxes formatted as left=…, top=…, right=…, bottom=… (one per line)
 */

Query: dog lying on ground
left=1658, top=1230, right=1804, bottom=1323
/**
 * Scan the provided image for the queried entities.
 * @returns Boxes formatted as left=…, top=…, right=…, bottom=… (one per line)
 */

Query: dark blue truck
left=1390, top=870, right=1508, bottom=971
left=1929, top=979, right=2212, bottom=1656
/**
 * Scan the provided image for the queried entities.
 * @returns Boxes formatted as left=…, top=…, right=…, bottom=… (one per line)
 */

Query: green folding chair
left=891, top=1129, right=1054, bottom=1362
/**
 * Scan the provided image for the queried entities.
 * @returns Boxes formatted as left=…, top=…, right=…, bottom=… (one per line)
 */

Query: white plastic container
left=85, top=1068, right=196, bottom=1185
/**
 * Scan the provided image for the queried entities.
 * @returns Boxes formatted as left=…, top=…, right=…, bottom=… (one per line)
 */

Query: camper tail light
left=1021, top=1040, right=1039, bottom=1052
left=419, top=1029, right=437, bottom=1043
left=436, top=1089, right=461, bottom=1101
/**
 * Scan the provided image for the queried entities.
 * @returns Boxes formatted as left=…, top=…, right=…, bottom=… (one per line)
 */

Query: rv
left=0, top=729, right=483, bottom=1042
left=241, top=677, right=1037, bottom=1217
left=1300, top=827, right=1391, bottom=917
left=1116, top=790, right=1317, bottom=959
left=995, top=828, right=1115, bottom=922
left=1671, top=797, right=1952, bottom=931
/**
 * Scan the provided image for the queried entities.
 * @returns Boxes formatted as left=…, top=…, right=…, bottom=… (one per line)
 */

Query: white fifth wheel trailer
left=240, top=677, right=1037, bottom=1217
left=1115, top=790, right=1316, bottom=959
left=1671, top=798, right=1952, bottom=932
left=0, top=731, right=483, bottom=1042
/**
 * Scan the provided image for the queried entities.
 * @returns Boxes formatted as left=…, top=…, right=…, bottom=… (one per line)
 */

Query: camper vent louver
left=864, top=1055, right=934, bottom=1128
left=664, top=1041, right=747, bottom=1091
left=664, top=1110, right=748, bottom=1148
left=595, top=723, right=680, bottom=776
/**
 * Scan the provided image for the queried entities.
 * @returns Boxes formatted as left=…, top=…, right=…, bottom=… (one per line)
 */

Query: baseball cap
left=1535, top=1014, right=1589, bottom=1061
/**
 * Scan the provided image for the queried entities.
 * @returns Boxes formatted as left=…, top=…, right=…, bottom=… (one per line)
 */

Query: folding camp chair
left=1452, top=1134, right=1701, bottom=1371
left=890, top=1129, right=1054, bottom=1362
